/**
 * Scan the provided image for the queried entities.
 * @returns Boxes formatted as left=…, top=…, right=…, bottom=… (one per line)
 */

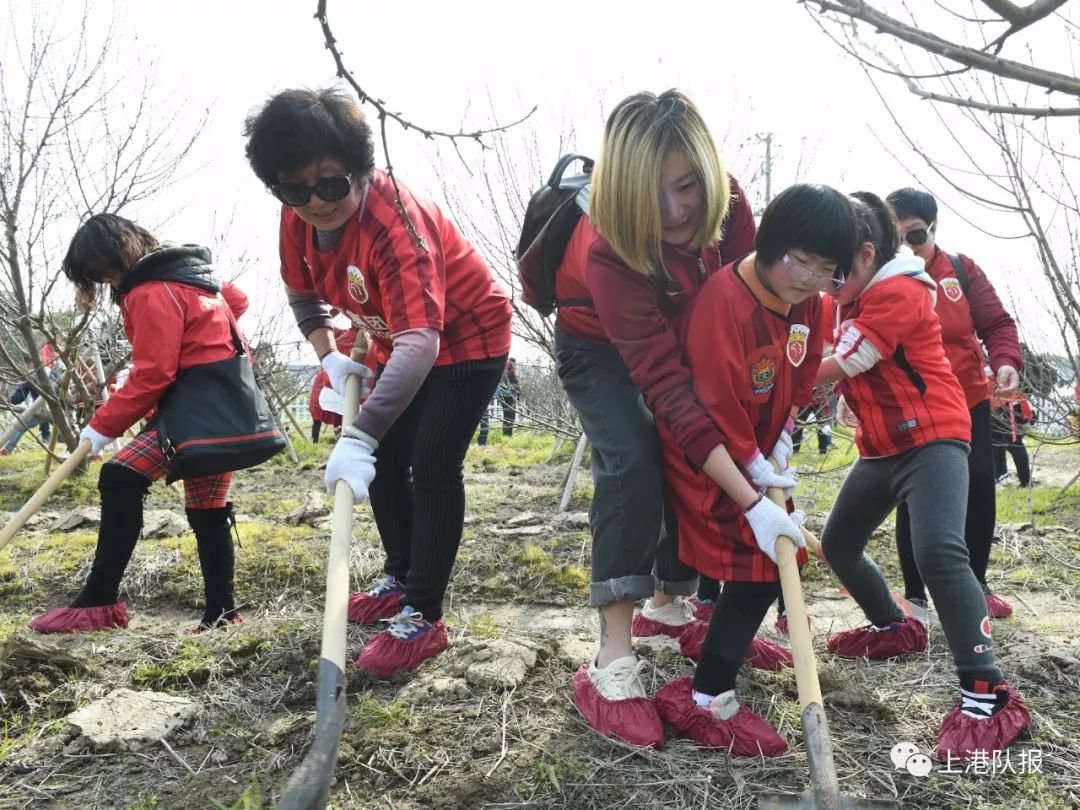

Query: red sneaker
left=29, top=603, right=129, bottom=634
left=827, top=617, right=927, bottom=659
left=573, top=656, right=664, bottom=749
left=355, top=608, right=449, bottom=677
left=774, top=612, right=788, bottom=637
left=655, top=676, right=786, bottom=757
left=745, top=637, right=793, bottom=671
left=631, top=597, right=697, bottom=638
left=937, top=683, right=1030, bottom=762
left=348, top=575, right=406, bottom=624
left=185, top=613, right=245, bottom=635
left=985, top=593, right=1013, bottom=619
left=687, top=596, right=715, bottom=623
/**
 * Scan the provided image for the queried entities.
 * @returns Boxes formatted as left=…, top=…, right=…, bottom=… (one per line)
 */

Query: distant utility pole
left=755, top=132, right=774, bottom=205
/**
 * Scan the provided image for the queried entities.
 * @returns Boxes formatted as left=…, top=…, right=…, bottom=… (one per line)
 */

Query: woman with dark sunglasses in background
left=885, top=188, right=1021, bottom=620
left=243, top=87, right=511, bottom=677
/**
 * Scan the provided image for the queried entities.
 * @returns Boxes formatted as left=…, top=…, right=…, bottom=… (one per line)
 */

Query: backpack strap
left=947, top=253, right=969, bottom=296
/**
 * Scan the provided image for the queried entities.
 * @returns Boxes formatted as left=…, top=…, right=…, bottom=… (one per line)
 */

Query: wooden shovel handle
left=0, top=440, right=93, bottom=552
left=767, top=480, right=823, bottom=711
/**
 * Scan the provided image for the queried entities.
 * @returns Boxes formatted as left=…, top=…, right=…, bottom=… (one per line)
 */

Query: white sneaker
left=587, top=654, right=648, bottom=701
left=640, top=596, right=694, bottom=628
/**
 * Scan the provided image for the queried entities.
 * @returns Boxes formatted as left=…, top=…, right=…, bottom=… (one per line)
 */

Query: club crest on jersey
left=787, top=324, right=810, bottom=367
left=749, top=355, right=777, bottom=396
left=347, top=265, right=369, bottom=304
left=941, top=277, right=963, bottom=302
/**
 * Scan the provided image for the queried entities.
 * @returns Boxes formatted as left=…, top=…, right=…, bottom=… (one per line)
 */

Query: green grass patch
left=132, top=637, right=218, bottom=687
left=351, top=693, right=417, bottom=731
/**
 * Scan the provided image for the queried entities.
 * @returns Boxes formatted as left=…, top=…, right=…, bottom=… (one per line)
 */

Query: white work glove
left=836, top=396, right=859, bottom=429
left=324, top=428, right=378, bottom=500
left=769, top=416, right=796, bottom=471
left=78, top=425, right=115, bottom=455
left=743, top=497, right=807, bottom=564
left=321, top=351, right=373, bottom=395
left=995, top=365, right=1019, bottom=396
left=744, top=450, right=797, bottom=493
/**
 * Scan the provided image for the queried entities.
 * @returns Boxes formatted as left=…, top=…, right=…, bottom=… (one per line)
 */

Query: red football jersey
left=661, top=260, right=818, bottom=583
left=835, top=275, right=971, bottom=458
left=279, top=170, right=511, bottom=366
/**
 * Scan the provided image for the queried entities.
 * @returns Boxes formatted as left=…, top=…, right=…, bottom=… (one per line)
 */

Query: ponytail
left=849, top=191, right=900, bottom=273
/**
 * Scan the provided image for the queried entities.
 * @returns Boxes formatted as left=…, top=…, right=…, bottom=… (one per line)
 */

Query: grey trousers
left=555, top=329, right=697, bottom=606
left=821, top=440, right=1002, bottom=683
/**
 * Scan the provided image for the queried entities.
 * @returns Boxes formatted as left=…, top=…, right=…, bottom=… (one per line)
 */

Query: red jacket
left=925, top=248, right=1021, bottom=409
left=663, top=261, right=817, bottom=582
left=90, top=249, right=249, bottom=437
left=553, top=176, right=757, bottom=468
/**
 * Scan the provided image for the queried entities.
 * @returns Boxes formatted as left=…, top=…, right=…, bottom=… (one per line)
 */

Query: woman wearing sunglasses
left=886, top=188, right=1021, bottom=620
left=243, top=88, right=511, bottom=677
left=654, top=183, right=846, bottom=753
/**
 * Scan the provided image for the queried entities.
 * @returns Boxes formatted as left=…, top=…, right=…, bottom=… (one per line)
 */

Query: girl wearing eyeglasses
left=243, top=88, right=511, bottom=678
left=654, top=183, right=846, bottom=753
left=814, top=192, right=1029, bottom=762
left=886, top=188, right=1022, bottom=621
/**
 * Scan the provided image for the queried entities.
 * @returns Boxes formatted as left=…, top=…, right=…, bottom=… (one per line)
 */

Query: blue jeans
left=555, top=328, right=696, bottom=607
left=4, top=414, right=50, bottom=452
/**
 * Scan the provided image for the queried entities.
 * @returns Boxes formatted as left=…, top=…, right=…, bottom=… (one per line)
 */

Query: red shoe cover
left=826, top=617, right=927, bottom=659
left=572, top=663, right=664, bottom=749
left=655, top=676, right=787, bottom=757
left=348, top=590, right=403, bottom=624
left=937, top=683, right=1030, bottom=762
left=774, top=613, right=788, bottom=637
left=29, top=603, right=128, bottom=634
left=679, top=621, right=707, bottom=659
left=985, top=593, right=1013, bottom=619
left=688, top=597, right=715, bottom=623
left=632, top=612, right=698, bottom=639
left=355, top=620, right=449, bottom=677
left=745, top=637, right=793, bottom=671
left=185, top=614, right=245, bottom=635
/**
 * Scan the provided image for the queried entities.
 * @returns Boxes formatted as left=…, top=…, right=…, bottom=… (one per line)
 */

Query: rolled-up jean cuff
left=589, top=575, right=655, bottom=608
left=654, top=575, right=698, bottom=597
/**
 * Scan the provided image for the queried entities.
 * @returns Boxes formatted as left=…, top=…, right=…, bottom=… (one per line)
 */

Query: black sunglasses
left=904, top=224, right=934, bottom=246
left=270, top=174, right=353, bottom=207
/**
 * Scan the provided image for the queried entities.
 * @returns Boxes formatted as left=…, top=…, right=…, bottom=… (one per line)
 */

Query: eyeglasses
left=270, top=174, right=354, bottom=207
left=782, top=254, right=845, bottom=292
left=904, top=224, right=934, bottom=246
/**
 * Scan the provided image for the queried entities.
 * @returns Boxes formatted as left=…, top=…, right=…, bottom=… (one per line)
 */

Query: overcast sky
left=10, top=0, right=1073, bottom=360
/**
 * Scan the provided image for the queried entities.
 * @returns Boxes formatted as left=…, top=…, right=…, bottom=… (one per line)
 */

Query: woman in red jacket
left=244, top=88, right=511, bottom=678
left=887, top=188, right=1021, bottom=619
left=30, top=215, right=250, bottom=635
left=817, top=192, right=1029, bottom=762
left=553, top=89, right=791, bottom=748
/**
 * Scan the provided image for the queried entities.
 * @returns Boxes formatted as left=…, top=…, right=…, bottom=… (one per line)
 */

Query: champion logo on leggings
left=980, top=615, right=992, bottom=638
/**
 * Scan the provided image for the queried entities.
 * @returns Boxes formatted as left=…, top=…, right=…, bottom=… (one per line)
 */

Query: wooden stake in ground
left=559, top=432, right=588, bottom=513
left=277, top=352, right=364, bottom=810
left=0, top=441, right=92, bottom=552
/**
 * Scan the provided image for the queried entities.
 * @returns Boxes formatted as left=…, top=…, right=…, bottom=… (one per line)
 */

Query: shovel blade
left=757, top=794, right=900, bottom=809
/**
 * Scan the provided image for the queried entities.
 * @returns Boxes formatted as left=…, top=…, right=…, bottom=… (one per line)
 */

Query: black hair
left=62, top=214, right=160, bottom=307
left=849, top=191, right=900, bottom=274
left=755, top=183, right=857, bottom=274
left=885, top=187, right=937, bottom=225
left=243, top=87, right=376, bottom=188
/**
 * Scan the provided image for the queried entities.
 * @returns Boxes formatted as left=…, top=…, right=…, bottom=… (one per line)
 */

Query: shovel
left=0, top=439, right=92, bottom=552
left=757, top=480, right=898, bottom=810
left=277, top=355, right=366, bottom=810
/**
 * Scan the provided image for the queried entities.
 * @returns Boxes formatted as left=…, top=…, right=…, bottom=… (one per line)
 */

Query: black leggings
left=992, top=425, right=1030, bottom=486
left=692, top=580, right=781, bottom=696
left=896, top=400, right=994, bottom=598
left=370, top=355, right=505, bottom=621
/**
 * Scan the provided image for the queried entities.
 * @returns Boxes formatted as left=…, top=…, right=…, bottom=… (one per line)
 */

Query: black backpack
left=516, top=154, right=595, bottom=317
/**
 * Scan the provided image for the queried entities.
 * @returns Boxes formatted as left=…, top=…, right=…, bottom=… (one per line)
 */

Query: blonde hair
left=589, top=89, right=730, bottom=276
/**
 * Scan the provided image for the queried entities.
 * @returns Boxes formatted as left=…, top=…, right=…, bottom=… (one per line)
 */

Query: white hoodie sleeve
left=834, top=325, right=883, bottom=376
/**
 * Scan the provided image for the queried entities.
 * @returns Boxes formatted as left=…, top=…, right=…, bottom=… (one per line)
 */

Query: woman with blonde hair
left=554, top=89, right=793, bottom=747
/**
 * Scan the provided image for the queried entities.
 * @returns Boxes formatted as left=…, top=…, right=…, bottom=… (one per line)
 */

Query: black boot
left=187, top=503, right=239, bottom=628
left=71, top=464, right=151, bottom=607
